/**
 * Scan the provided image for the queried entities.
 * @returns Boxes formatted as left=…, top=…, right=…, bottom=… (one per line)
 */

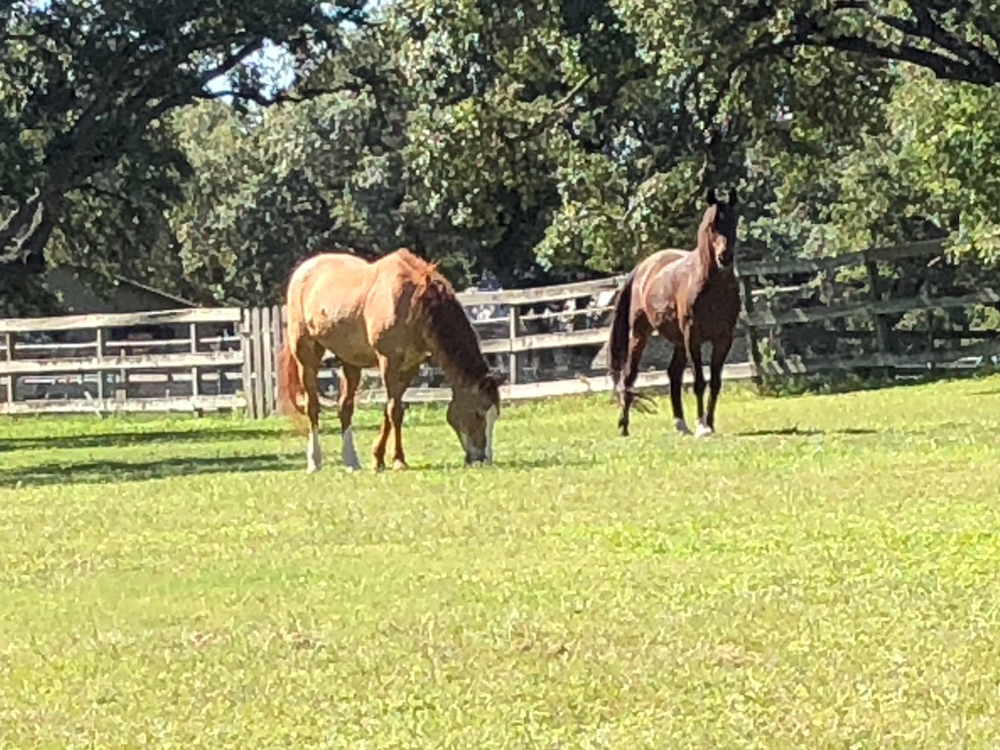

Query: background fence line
left=2, top=239, right=998, bottom=417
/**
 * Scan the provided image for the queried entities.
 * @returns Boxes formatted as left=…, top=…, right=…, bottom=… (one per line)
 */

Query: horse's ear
left=705, top=188, right=717, bottom=206
left=728, top=188, right=738, bottom=207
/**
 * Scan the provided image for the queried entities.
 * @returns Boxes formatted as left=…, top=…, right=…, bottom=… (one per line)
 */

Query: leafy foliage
left=2, top=0, right=1000, bottom=312
left=1, top=0, right=367, bottom=272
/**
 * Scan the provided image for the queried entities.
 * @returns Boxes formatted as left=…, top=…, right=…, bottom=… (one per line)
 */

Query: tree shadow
left=1, top=451, right=301, bottom=489
left=0, top=428, right=285, bottom=453
left=733, top=426, right=877, bottom=438
left=2, top=450, right=594, bottom=488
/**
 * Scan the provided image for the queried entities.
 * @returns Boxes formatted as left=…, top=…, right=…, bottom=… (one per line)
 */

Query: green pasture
left=2, top=376, right=1000, bottom=748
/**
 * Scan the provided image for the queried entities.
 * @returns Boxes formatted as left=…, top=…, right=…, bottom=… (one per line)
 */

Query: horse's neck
left=689, top=239, right=716, bottom=290
left=419, top=301, right=488, bottom=388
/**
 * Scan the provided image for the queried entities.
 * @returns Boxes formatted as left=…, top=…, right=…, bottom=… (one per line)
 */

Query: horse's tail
left=276, top=338, right=303, bottom=417
left=607, top=268, right=637, bottom=394
left=275, top=268, right=312, bottom=434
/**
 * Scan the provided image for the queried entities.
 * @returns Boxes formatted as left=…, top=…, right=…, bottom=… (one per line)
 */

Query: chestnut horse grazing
left=607, top=188, right=740, bottom=438
left=277, top=248, right=505, bottom=473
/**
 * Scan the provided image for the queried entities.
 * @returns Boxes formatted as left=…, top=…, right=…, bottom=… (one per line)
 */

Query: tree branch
left=196, top=37, right=266, bottom=87
left=194, top=80, right=368, bottom=106
left=814, top=34, right=998, bottom=84
left=501, top=74, right=594, bottom=141
left=0, top=190, right=46, bottom=264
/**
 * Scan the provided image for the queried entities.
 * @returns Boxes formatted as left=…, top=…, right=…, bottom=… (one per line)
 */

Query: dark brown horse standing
left=607, top=188, right=741, bottom=437
left=277, top=248, right=505, bottom=473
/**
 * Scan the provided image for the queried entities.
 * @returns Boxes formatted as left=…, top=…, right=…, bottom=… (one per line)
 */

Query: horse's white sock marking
left=341, top=426, right=361, bottom=471
left=695, top=417, right=713, bottom=438
left=674, top=418, right=692, bottom=435
left=306, top=428, right=322, bottom=473
left=485, top=405, right=498, bottom=463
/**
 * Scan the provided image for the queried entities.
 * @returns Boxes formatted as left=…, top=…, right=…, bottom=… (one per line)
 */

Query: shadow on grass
left=734, top=426, right=877, bottom=438
left=1, top=451, right=301, bottom=489
left=2, top=449, right=591, bottom=488
left=0, top=428, right=285, bottom=453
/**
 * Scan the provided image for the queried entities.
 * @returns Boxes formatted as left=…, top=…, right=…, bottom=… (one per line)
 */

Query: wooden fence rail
left=0, top=308, right=245, bottom=416
left=735, top=238, right=1000, bottom=379
left=2, top=238, right=998, bottom=417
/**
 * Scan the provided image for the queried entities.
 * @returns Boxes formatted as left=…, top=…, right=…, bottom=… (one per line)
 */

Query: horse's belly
left=315, top=319, right=378, bottom=368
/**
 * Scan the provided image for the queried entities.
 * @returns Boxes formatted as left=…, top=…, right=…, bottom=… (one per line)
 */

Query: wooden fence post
left=270, top=304, right=283, bottom=415
left=189, top=322, right=201, bottom=411
left=241, top=308, right=257, bottom=419
left=508, top=305, right=520, bottom=385
left=739, top=274, right=764, bottom=387
left=3, top=332, right=14, bottom=407
left=865, top=258, right=892, bottom=379
left=260, top=305, right=275, bottom=416
left=252, top=306, right=267, bottom=418
left=95, top=327, right=106, bottom=406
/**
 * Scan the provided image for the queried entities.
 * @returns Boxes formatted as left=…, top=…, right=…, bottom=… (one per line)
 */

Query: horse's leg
left=618, top=323, right=651, bottom=437
left=372, top=383, right=392, bottom=473
left=299, top=343, right=324, bottom=473
left=705, top=334, right=734, bottom=433
left=667, top=345, right=691, bottom=435
left=338, top=364, right=362, bottom=471
left=388, top=364, right=421, bottom=470
left=685, top=331, right=711, bottom=438
left=372, top=356, right=416, bottom=472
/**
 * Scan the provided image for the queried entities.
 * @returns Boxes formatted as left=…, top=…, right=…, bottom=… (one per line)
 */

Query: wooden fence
left=737, top=238, right=1000, bottom=379
left=0, top=308, right=245, bottom=415
left=2, top=238, right=998, bottom=417
left=239, top=276, right=755, bottom=418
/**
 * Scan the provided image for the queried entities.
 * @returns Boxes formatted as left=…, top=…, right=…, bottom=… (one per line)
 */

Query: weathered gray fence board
left=0, top=307, right=243, bottom=334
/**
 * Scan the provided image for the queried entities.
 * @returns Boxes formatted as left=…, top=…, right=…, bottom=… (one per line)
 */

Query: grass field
left=3, top=375, right=1000, bottom=749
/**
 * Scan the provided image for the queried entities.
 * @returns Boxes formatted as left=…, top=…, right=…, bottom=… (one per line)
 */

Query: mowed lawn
left=3, top=376, right=1000, bottom=749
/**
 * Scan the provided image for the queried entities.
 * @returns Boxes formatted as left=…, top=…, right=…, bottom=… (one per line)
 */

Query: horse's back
left=286, top=248, right=442, bottom=367
left=292, top=252, right=373, bottom=319
left=363, top=249, right=444, bottom=358
left=286, top=252, right=379, bottom=364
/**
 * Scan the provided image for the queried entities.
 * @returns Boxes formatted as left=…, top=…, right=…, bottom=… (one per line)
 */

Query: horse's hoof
left=306, top=465, right=321, bottom=475
left=674, top=419, right=692, bottom=436
left=694, top=420, right=714, bottom=438
left=392, top=459, right=408, bottom=472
